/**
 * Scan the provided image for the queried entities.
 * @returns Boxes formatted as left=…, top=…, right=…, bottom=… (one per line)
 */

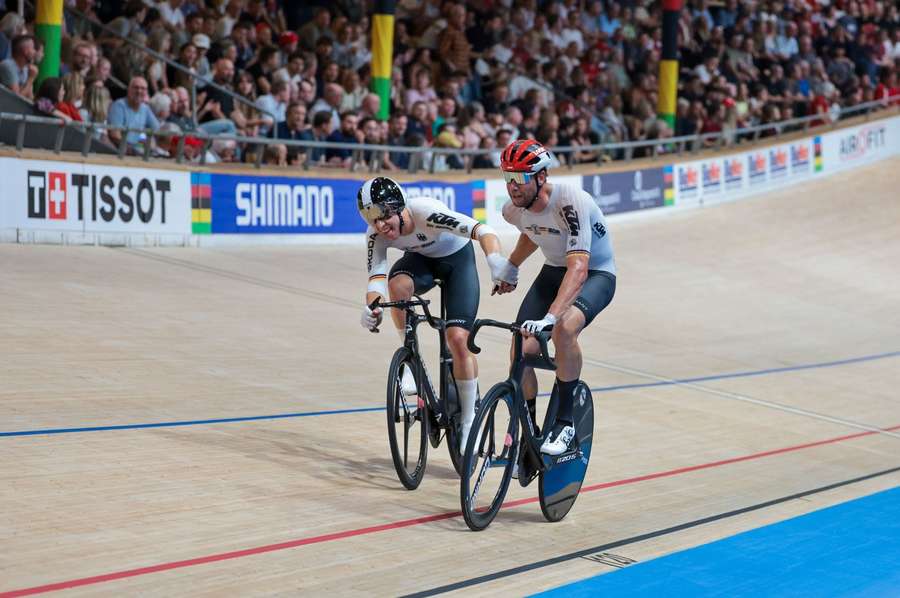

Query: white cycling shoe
left=399, top=366, right=418, bottom=396
left=540, top=425, right=576, bottom=456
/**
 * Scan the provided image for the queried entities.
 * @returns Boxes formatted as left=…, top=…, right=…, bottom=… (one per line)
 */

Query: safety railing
left=1, top=97, right=896, bottom=171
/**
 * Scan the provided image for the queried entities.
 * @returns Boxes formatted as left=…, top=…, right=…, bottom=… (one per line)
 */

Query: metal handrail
left=2, top=97, right=896, bottom=169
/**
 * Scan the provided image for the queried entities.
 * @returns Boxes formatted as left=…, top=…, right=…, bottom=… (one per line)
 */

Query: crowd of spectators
left=0, top=0, right=898, bottom=167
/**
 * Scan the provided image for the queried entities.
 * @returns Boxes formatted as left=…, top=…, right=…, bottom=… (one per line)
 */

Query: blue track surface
left=3, top=350, right=897, bottom=438
left=534, top=486, right=900, bottom=597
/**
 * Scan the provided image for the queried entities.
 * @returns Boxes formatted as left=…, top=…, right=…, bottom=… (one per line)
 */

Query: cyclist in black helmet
left=358, top=176, right=517, bottom=452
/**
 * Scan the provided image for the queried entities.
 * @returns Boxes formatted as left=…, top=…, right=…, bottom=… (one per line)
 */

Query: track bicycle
left=371, top=282, right=465, bottom=489
left=459, top=318, right=594, bottom=530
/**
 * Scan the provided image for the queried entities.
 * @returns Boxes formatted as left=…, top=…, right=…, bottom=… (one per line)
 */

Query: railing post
left=53, top=120, right=66, bottom=154
left=16, top=116, right=26, bottom=150
left=191, top=80, right=198, bottom=126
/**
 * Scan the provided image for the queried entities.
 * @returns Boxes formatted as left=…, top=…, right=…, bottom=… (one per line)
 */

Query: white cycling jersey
left=502, top=182, right=616, bottom=275
left=366, top=196, right=484, bottom=294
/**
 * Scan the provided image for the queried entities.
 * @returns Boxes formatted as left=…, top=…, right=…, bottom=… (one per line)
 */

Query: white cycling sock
left=458, top=378, right=478, bottom=452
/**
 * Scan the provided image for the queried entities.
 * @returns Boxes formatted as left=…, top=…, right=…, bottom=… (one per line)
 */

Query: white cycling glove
left=360, top=305, right=383, bottom=332
left=521, top=312, right=557, bottom=334
left=486, top=253, right=518, bottom=286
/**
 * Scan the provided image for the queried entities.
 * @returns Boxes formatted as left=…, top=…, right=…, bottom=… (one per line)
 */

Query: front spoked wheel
left=460, top=384, right=518, bottom=531
left=386, top=348, right=428, bottom=490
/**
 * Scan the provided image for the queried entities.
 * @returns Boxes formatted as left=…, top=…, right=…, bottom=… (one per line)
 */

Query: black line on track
left=118, top=248, right=359, bottom=308
left=403, top=465, right=900, bottom=597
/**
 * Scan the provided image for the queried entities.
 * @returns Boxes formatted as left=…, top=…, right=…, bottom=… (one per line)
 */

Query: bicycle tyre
left=386, top=347, right=429, bottom=490
left=460, top=384, right=518, bottom=531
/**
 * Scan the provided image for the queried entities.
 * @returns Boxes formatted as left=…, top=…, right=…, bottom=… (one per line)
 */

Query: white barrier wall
left=1, top=114, right=897, bottom=245
left=0, top=158, right=191, bottom=244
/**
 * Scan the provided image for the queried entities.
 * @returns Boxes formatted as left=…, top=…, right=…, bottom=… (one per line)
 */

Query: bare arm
left=508, top=233, right=539, bottom=266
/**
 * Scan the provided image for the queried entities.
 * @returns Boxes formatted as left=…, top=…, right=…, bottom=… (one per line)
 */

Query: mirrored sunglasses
left=502, top=171, right=533, bottom=185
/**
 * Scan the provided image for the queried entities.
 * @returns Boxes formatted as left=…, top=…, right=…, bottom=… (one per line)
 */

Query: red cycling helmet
left=500, top=139, right=553, bottom=174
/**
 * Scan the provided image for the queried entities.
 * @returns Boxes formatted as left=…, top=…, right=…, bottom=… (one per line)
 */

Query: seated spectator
left=325, top=110, right=359, bottom=167
left=310, top=82, right=343, bottom=130
left=404, top=67, right=437, bottom=109
left=256, top=79, right=290, bottom=137
left=0, top=34, right=38, bottom=100
left=107, top=76, right=159, bottom=149
left=383, top=112, right=410, bottom=171
left=433, top=123, right=465, bottom=170
left=339, top=67, right=366, bottom=112
left=80, top=84, right=112, bottom=141
left=296, top=109, right=334, bottom=165
left=0, top=13, right=27, bottom=62
left=270, top=101, right=310, bottom=163
left=198, top=58, right=244, bottom=136
left=58, top=72, right=85, bottom=121
left=263, top=143, right=288, bottom=166
left=471, top=134, right=497, bottom=169
left=33, top=77, right=71, bottom=121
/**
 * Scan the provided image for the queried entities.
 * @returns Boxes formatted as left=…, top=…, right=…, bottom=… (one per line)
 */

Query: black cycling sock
left=556, top=378, right=579, bottom=425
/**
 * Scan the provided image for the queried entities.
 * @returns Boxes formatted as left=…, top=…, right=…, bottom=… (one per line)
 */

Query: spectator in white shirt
left=157, top=0, right=185, bottom=32
left=256, top=79, right=289, bottom=136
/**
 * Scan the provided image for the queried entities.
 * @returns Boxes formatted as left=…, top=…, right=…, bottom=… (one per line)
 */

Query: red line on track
left=4, top=424, right=898, bottom=597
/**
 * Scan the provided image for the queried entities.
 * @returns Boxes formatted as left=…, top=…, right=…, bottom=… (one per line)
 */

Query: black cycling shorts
left=389, top=243, right=479, bottom=330
left=515, top=265, right=616, bottom=328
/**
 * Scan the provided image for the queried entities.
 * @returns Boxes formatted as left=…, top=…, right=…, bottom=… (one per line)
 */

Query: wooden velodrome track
left=2, top=158, right=899, bottom=596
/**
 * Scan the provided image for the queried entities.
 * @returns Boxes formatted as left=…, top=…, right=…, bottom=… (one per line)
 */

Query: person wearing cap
left=192, top=33, right=212, bottom=89
left=278, top=31, right=299, bottom=62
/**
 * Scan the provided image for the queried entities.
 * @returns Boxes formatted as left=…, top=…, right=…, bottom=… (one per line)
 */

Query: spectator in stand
left=263, top=142, right=288, bottom=166
left=80, top=84, right=111, bottom=141
left=107, top=76, right=158, bottom=149
left=309, top=82, right=343, bottom=129
left=256, top=79, right=289, bottom=137
left=0, top=12, right=27, bottom=61
left=166, top=86, right=194, bottom=131
left=299, top=7, right=332, bottom=52
left=33, top=77, right=71, bottom=121
left=0, top=34, right=38, bottom=100
left=247, top=44, right=280, bottom=94
left=325, top=110, right=358, bottom=167
left=168, top=41, right=198, bottom=90
left=158, top=0, right=186, bottom=33
left=194, top=60, right=239, bottom=136
left=192, top=34, right=212, bottom=89
left=58, top=72, right=85, bottom=121
left=438, top=3, right=471, bottom=83
left=382, top=111, right=410, bottom=171
left=358, top=92, right=381, bottom=121
left=338, top=67, right=366, bottom=112
left=267, top=101, right=307, bottom=164
left=295, top=109, right=332, bottom=165
left=404, top=67, right=437, bottom=110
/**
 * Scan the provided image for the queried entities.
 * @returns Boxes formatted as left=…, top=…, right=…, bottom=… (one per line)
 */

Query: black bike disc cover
left=538, top=382, right=594, bottom=521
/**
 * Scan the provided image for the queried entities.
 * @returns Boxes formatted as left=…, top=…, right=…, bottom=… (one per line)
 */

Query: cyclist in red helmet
left=496, top=139, right=616, bottom=456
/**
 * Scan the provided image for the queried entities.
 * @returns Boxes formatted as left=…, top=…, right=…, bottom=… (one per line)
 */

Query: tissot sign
left=1, top=158, right=191, bottom=234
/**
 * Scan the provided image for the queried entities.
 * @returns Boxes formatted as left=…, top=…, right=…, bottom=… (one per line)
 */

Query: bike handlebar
left=467, top=318, right=557, bottom=371
left=368, top=296, right=439, bottom=333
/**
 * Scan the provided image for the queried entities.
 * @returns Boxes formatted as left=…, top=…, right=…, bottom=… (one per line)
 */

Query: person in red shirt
left=58, top=72, right=85, bottom=122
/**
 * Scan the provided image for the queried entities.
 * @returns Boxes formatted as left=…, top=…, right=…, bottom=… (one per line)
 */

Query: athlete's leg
left=551, top=306, right=587, bottom=425
left=387, top=273, right=414, bottom=332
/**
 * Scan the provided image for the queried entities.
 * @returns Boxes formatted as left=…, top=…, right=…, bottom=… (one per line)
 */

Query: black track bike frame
left=372, top=284, right=458, bottom=435
left=467, top=319, right=558, bottom=474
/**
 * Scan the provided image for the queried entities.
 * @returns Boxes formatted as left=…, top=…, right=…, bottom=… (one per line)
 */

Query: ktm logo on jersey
left=593, top=222, right=606, bottom=237
left=561, top=205, right=580, bottom=237
left=426, top=212, right=460, bottom=228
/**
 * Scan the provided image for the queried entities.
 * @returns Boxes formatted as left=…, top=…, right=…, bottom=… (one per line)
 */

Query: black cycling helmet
left=357, top=176, right=407, bottom=226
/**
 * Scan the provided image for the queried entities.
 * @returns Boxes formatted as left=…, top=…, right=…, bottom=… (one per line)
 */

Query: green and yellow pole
left=35, top=0, right=64, bottom=88
left=657, top=0, right=682, bottom=130
left=371, top=0, right=395, bottom=121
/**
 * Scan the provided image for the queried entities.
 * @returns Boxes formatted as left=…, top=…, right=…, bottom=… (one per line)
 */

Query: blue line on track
left=3, top=350, right=897, bottom=438
left=532, top=485, right=900, bottom=597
